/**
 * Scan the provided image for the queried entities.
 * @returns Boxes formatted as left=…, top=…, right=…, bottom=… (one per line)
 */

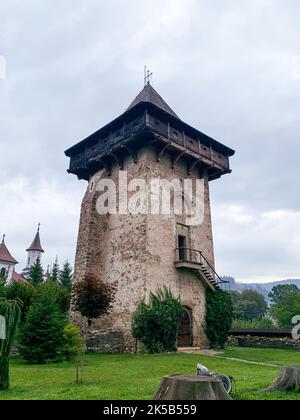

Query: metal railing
left=175, top=247, right=229, bottom=287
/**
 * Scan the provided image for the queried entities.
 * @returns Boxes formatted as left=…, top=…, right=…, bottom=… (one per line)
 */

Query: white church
left=0, top=226, right=45, bottom=284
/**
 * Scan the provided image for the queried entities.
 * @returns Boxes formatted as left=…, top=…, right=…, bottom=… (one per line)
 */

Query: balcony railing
left=175, top=247, right=229, bottom=288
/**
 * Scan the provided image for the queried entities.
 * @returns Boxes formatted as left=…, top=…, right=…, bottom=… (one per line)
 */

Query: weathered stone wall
left=72, top=145, right=215, bottom=352
left=227, top=335, right=300, bottom=350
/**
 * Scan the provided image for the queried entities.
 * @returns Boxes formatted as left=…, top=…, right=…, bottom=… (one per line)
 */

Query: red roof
left=12, top=271, right=27, bottom=282
left=0, top=237, right=18, bottom=264
left=26, top=228, right=44, bottom=253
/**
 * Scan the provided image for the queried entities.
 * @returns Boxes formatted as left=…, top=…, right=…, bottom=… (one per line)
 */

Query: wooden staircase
left=175, top=248, right=228, bottom=291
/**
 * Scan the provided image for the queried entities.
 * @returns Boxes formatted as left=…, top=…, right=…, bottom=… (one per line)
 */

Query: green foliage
left=0, top=277, right=6, bottom=298
left=37, top=281, right=71, bottom=315
left=205, top=288, right=233, bottom=349
left=269, top=285, right=300, bottom=305
left=232, top=317, right=275, bottom=329
left=28, top=258, right=44, bottom=286
left=269, top=286, right=300, bottom=328
left=61, top=322, right=85, bottom=361
left=4, top=281, right=35, bottom=324
left=230, top=289, right=268, bottom=321
left=18, top=286, right=66, bottom=364
left=0, top=298, right=22, bottom=390
left=72, top=274, right=116, bottom=326
left=59, top=261, right=73, bottom=291
left=50, top=257, right=60, bottom=283
left=132, top=287, right=183, bottom=354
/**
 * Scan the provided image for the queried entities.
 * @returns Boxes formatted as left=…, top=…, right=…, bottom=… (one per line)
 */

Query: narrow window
left=178, top=236, right=187, bottom=261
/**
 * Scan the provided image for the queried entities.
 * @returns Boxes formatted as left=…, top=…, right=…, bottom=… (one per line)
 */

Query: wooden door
left=177, top=308, right=192, bottom=347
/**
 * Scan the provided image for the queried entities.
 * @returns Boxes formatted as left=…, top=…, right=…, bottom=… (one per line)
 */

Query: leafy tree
left=230, top=289, right=268, bottom=321
left=28, top=258, right=44, bottom=286
left=59, top=261, right=73, bottom=291
left=50, top=257, right=60, bottom=283
left=72, top=274, right=116, bottom=326
left=269, top=285, right=300, bottom=305
left=18, top=286, right=66, bottom=364
left=61, top=322, right=85, bottom=361
left=0, top=298, right=22, bottom=390
left=269, top=286, right=300, bottom=328
left=132, top=288, right=184, bottom=354
left=5, top=281, right=35, bottom=324
left=205, top=288, right=233, bottom=349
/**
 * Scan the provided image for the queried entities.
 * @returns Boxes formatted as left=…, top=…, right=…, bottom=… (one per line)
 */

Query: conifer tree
left=28, top=258, right=44, bottom=286
left=50, top=257, right=60, bottom=283
left=59, top=261, right=73, bottom=291
left=18, top=287, right=65, bottom=364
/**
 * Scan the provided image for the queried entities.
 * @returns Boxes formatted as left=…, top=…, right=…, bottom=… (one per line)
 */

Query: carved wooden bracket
left=172, top=151, right=186, bottom=169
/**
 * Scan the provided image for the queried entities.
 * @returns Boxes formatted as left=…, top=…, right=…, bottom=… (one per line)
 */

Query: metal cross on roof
left=2, top=234, right=5, bottom=244
left=144, top=66, right=153, bottom=86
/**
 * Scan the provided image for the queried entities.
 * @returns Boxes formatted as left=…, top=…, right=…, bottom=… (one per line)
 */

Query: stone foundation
left=227, top=335, right=300, bottom=350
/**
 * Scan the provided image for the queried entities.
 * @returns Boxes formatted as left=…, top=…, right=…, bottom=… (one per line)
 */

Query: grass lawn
left=0, top=347, right=300, bottom=400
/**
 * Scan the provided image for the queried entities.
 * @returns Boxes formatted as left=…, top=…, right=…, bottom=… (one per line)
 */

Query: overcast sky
left=0, top=0, right=299, bottom=283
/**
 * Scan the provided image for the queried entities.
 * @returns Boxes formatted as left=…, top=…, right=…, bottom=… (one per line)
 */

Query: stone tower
left=65, top=82, right=235, bottom=353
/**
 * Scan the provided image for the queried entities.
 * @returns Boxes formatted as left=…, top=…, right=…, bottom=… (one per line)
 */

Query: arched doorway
left=177, top=307, right=193, bottom=347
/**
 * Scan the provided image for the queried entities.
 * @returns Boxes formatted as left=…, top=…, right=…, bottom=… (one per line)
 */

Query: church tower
left=23, top=225, right=44, bottom=278
left=65, top=81, right=235, bottom=353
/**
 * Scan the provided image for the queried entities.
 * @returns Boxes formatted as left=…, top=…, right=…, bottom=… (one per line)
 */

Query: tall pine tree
left=50, top=257, right=60, bottom=283
left=28, top=258, right=44, bottom=286
left=59, top=261, right=73, bottom=291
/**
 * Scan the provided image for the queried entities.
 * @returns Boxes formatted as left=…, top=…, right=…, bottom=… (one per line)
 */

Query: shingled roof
left=26, top=227, right=44, bottom=253
left=0, top=236, right=18, bottom=264
left=127, top=83, right=179, bottom=119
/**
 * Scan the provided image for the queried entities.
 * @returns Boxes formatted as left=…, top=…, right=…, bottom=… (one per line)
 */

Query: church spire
left=26, top=224, right=44, bottom=253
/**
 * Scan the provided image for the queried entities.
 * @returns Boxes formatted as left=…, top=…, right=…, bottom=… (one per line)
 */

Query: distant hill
left=222, top=277, right=300, bottom=301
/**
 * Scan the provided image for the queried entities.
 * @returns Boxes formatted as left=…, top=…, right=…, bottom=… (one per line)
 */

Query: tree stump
left=267, top=366, right=300, bottom=392
left=153, top=375, right=232, bottom=400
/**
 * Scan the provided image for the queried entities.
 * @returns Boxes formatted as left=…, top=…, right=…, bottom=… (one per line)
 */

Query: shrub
left=18, top=286, right=66, bottom=364
left=61, top=322, right=85, bottom=361
left=205, top=288, right=233, bottom=349
left=72, top=274, right=116, bottom=326
left=231, top=317, right=275, bottom=330
left=132, top=287, right=183, bottom=354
